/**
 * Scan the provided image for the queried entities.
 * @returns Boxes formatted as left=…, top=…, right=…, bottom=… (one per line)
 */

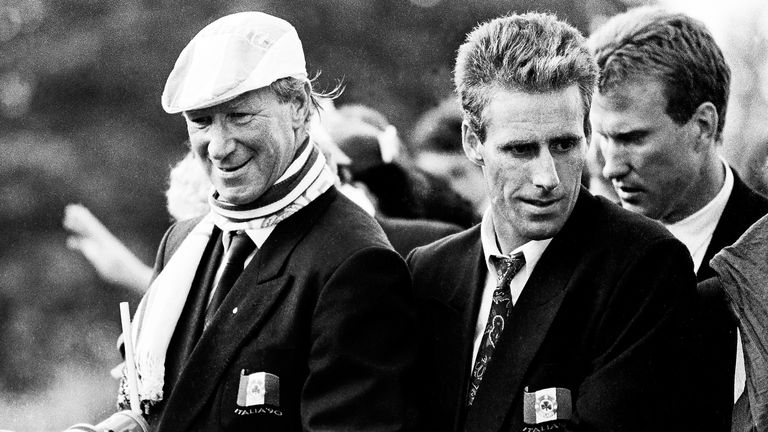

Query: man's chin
left=619, top=201, right=658, bottom=219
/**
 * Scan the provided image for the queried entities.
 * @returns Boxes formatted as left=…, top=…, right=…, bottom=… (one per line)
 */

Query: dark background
left=1, top=0, right=765, bottom=430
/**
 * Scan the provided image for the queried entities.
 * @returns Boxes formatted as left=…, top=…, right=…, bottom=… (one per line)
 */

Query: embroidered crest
left=236, top=370, right=280, bottom=408
left=523, top=387, right=572, bottom=425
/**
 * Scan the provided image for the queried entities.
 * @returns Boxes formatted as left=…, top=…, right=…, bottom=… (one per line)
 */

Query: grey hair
left=270, top=75, right=344, bottom=126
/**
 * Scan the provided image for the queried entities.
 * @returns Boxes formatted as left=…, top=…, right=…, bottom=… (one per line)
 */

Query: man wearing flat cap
left=117, top=11, right=416, bottom=432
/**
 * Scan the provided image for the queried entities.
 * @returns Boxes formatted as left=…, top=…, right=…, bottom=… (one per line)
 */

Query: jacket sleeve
left=301, top=246, right=418, bottom=432
left=570, top=237, right=698, bottom=432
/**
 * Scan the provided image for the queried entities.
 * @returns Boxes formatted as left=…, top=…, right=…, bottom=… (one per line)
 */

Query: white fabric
left=376, top=125, right=400, bottom=163
left=162, top=11, right=308, bottom=113
left=131, top=214, right=217, bottom=403
left=472, top=208, right=552, bottom=367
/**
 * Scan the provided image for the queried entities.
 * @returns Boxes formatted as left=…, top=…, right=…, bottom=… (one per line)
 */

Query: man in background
left=409, top=12, right=698, bottom=431
left=589, top=7, right=768, bottom=431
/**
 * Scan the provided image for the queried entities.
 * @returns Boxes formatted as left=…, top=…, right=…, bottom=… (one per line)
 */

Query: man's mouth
left=521, top=197, right=561, bottom=208
left=216, top=158, right=251, bottom=173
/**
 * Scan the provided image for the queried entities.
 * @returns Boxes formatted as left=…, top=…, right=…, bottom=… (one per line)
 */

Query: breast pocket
left=218, top=347, right=304, bottom=431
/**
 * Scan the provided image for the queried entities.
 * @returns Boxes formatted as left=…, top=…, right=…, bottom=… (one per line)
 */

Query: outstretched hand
left=63, top=204, right=153, bottom=293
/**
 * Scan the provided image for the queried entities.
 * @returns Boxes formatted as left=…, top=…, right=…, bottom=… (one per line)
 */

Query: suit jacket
left=693, top=171, right=768, bottom=432
left=376, top=215, right=462, bottom=257
left=408, top=188, right=698, bottom=432
left=139, top=188, right=417, bottom=432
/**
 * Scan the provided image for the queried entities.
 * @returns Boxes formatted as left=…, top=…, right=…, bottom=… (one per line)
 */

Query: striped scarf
left=209, top=137, right=336, bottom=229
left=124, top=138, right=335, bottom=413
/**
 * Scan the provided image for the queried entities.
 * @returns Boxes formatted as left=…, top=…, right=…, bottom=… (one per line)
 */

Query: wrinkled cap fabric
left=162, top=11, right=308, bottom=114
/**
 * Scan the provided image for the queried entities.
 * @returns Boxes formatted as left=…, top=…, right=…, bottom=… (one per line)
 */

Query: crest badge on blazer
left=523, top=387, right=572, bottom=425
left=236, top=370, right=280, bottom=407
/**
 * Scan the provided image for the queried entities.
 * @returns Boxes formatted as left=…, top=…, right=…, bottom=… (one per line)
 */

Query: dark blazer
left=377, top=215, right=462, bottom=257
left=408, top=189, right=698, bottom=432
left=140, top=188, right=417, bottom=432
left=693, top=171, right=768, bottom=432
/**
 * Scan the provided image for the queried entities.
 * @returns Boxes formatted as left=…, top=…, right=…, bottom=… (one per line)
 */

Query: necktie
left=204, top=231, right=256, bottom=326
left=467, top=252, right=526, bottom=406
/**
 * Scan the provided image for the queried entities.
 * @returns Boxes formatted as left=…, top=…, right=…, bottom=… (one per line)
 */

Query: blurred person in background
left=327, top=110, right=462, bottom=256
left=63, top=151, right=211, bottom=294
left=589, top=7, right=768, bottom=431
left=410, top=96, right=488, bottom=217
left=102, top=11, right=416, bottom=432
left=331, top=102, right=479, bottom=228
left=409, top=11, right=698, bottom=431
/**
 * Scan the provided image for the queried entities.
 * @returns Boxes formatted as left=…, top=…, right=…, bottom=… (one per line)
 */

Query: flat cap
left=161, top=11, right=308, bottom=114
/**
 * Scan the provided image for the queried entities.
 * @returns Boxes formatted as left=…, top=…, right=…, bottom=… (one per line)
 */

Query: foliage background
left=0, top=0, right=765, bottom=430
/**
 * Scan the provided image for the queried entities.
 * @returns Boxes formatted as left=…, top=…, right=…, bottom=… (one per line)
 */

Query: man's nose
left=206, top=119, right=235, bottom=161
left=531, top=150, right=560, bottom=191
left=600, top=139, right=630, bottom=180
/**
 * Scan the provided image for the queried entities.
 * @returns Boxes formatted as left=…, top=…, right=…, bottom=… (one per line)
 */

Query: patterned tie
left=204, top=231, right=256, bottom=326
left=467, top=252, right=526, bottom=406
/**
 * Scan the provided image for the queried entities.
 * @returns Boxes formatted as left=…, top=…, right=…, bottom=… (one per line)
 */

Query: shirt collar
left=221, top=226, right=276, bottom=252
left=480, top=208, right=552, bottom=279
left=663, top=158, right=733, bottom=250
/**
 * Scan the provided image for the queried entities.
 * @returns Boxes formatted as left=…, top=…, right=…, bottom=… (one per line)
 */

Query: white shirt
left=662, top=159, right=745, bottom=402
left=663, top=159, right=733, bottom=273
left=472, top=209, right=552, bottom=367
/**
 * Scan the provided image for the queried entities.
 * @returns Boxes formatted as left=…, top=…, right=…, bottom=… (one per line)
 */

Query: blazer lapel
left=464, top=190, right=591, bottom=432
left=158, top=189, right=337, bottom=432
left=430, top=227, right=487, bottom=430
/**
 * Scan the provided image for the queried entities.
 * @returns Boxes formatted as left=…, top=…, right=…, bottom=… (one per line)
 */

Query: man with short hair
left=117, top=12, right=416, bottom=432
left=409, top=12, right=698, bottom=432
left=589, top=8, right=768, bottom=431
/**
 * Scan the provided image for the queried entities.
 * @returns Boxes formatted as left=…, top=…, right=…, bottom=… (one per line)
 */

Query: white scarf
left=122, top=141, right=335, bottom=412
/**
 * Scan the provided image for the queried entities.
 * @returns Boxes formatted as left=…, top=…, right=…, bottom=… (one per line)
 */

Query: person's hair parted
left=588, top=6, right=731, bottom=140
left=454, top=12, right=598, bottom=142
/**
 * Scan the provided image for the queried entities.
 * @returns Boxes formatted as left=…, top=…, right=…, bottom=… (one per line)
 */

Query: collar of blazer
left=462, top=188, right=595, bottom=432
left=156, top=187, right=338, bottom=432
left=699, top=169, right=768, bottom=281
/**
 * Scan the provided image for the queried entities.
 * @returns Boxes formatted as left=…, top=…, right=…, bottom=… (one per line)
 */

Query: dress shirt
left=664, top=159, right=733, bottom=273
left=473, top=209, right=552, bottom=367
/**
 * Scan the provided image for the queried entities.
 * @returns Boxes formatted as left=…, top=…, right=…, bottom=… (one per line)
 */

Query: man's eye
left=229, top=113, right=254, bottom=124
left=551, top=140, right=578, bottom=153
left=506, top=144, right=536, bottom=155
left=188, top=116, right=211, bottom=128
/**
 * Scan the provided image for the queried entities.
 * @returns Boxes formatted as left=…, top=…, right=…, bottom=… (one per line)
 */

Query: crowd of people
left=57, top=6, right=768, bottom=432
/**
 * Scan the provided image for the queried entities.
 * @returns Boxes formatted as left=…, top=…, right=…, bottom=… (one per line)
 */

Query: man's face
left=464, top=86, right=586, bottom=251
left=415, top=152, right=487, bottom=212
left=590, top=78, right=702, bottom=223
left=185, top=88, right=300, bottom=205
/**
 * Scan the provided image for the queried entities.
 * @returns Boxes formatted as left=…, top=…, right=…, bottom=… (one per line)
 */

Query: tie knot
left=491, top=252, right=526, bottom=284
left=225, top=231, right=256, bottom=265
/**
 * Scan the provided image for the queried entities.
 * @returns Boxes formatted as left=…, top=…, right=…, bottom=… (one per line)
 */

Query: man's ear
left=290, top=88, right=311, bottom=129
left=462, top=121, right=485, bottom=167
left=691, top=101, right=719, bottom=151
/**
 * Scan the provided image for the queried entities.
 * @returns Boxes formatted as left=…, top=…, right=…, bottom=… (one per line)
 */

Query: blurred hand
left=63, top=204, right=153, bottom=293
